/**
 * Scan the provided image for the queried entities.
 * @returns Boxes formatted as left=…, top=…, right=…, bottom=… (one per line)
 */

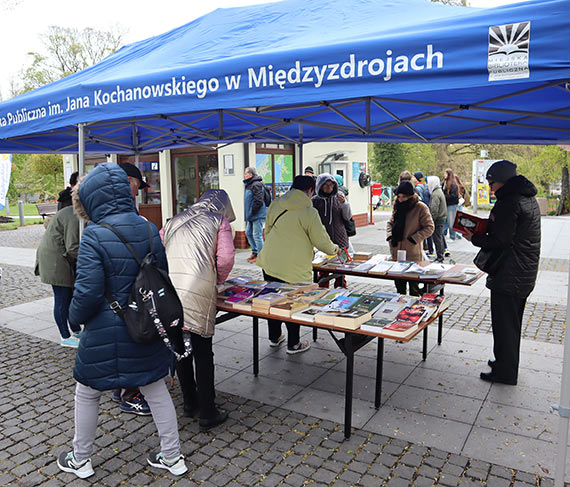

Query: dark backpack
left=263, top=184, right=272, bottom=207
left=101, top=222, right=191, bottom=360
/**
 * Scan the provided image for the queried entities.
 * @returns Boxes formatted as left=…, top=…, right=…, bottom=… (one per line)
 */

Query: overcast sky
left=0, top=0, right=527, bottom=100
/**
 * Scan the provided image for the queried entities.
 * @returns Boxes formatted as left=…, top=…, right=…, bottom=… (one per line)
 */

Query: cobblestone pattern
left=233, top=259, right=567, bottom=344
left=0, top=225, right=45, bottom=248
left=0, top=264, right=51, bottom=309
left=0, top=327, right=563, bottom=487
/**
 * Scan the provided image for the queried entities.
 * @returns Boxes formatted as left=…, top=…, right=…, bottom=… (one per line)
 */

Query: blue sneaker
left=60, top=337, right=79, bottom=348
left=73, top=330, right=83, bottom=339
left=120, top=393, right=151, bottom=416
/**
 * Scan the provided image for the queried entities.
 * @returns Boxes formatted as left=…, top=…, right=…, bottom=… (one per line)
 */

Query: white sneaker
left=57, top=451, right=94, bottom=478
left=147, top=452, right=187, bottom=476
left=269, top=334, right=286, bottom=347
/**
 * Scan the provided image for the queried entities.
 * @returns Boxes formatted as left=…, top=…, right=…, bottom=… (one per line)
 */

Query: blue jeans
left=52, top=285, right=80, bottom=339
left=444, top=204, right=459, bottom=240
left=245, top=219, right=264, bottom=254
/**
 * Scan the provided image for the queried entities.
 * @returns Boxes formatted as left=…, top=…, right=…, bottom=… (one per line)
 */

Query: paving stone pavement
left=0, top=327, right=564, bottom=487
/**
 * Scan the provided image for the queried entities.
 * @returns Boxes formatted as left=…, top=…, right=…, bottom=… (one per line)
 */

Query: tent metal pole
left=298, top=125, right=303, bottom=175
left=554, top=267, right=570, bottom=487
left=78, top=123, right=85, bottom=236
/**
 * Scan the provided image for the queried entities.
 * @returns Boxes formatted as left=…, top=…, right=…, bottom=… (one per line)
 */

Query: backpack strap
left=99, top=221, right=154, bottom=314
left=273, top=209, right=288, bottom=226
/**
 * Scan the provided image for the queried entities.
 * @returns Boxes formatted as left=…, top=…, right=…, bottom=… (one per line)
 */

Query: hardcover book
left=270, top=300, right=310, bottom=318
left=453, top=211, right=488, bottom=236
left=291, top=306, right=325, bottom=323
left=311, top=289, right=350, bottom=307
left=360, top=317, right=394, bottom=333
left=393, top=306, right=427, bottom=324
left=332, top=309, right=372, bottom=330
left=380, top=320, right=419, bottom=339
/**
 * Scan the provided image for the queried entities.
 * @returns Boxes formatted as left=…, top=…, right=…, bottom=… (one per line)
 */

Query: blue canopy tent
left=0, top=0, right=569, bottom=482
left=0, top=0, right=568, bottom=154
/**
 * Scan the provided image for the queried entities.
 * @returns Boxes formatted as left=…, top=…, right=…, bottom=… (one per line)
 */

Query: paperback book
left=380, top=320, right=419, bottom=339
left=270, top=300, right=310, bottom=318
left=291, top=306, right=325, bottom=323
left=360, top=317, right=394, bottom=333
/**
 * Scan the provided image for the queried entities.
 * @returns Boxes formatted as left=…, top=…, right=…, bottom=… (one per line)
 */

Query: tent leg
left=78, top=123, right=85, bottom=237
left=554, top=262, right=570, bottom=486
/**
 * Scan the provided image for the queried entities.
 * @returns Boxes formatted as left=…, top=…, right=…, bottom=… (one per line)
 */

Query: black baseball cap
left=119, top=163, right=148, bottom=189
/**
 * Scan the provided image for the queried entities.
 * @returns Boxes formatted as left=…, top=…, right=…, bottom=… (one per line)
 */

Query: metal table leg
left=375, top=337, right=384, bottom=408
left=344, top=333, right=354, bottom=439
left=438, top=286, right=444, bottom=345
left=253, top=316, right=259, bottom=376
left=422, top=326, right=428, bottom=361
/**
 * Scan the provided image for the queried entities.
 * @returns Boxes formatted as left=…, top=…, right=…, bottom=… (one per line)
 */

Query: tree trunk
left=556, top=165, right=569, bottom=216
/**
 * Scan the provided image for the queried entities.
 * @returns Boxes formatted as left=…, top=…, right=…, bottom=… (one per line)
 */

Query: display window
left=255, top=144, right=295, bottom=198
left=173, top=152, right=218, bottom=214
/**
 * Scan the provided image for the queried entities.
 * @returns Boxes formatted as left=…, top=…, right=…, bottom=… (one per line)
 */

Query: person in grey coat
left=427, top=176, right=447, bottom=263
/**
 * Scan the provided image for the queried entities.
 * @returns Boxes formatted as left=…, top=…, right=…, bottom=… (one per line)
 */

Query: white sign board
left=0, top=154, right=12, bottom=211
left=472, top=159, right=499, bottom=213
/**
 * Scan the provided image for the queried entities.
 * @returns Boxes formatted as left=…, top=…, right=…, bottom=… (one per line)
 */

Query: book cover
left=311, top=289, right=350, bottom=306
left=393, top=306, right=426, bottom=324
left=453, top=210, right=488, bottom=236
left=350, top=295, right=387, bottom=314
left=338, top=247, right=353, bottom=264
left=321, top=293, right=363, bottom=313
left=225, top=288, right=260, bottom=305
left=421, top=262, right=453, bottom=277
left=419, top=293, right=445, bottom=307
left=387, top=262, right=413, bottom=275
left=296, top=288, right=329, bottom=303
left=219, top=285, right=249, bottom=299
left=353, top=251, right=373, bottom=261
left=226, top=276, right=251, bottom=286
left=352, top=262, right=375, bottom=272
left=313, top=309, right=344, bottom=325
left=371, top=291, right=401, bottom=300
left=441, top=265, right=470, bottom=282
left=369, top=261, right=394, bottom=275
left=270, top=301, right=310, bottom=317
left=291, top=306, right=324, bottom=323
left=251, top=292, right=289, bottom=309
left=332, top=309, right=372, bottom=330
left=372, top=301, right=406, bottom=321
left=381, top=320, right=419, bottom=338
left=360, top=317, right=394, bottom=333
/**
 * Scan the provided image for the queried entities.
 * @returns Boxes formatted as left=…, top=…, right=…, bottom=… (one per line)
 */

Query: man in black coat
left=464, top=160, right=540, bottom=385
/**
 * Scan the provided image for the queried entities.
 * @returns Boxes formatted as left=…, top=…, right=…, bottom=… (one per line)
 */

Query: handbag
left=473, top=248, right=506, bottom=275
left=343, top=217, right=356, bottom=237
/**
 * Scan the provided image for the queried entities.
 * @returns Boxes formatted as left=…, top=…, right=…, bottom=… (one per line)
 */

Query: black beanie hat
left=486, top=160, right=517, bottom=183
left=413, top=171, right=425, bottom=181
left=395, top=180, right=415, bottom=196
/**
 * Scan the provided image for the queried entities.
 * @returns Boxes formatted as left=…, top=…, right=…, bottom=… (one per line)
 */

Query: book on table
left=440, top=265, right=474, bottom=282
left=380, top=320, right=420, bottom=339
left=371, top=291, right=401, bottom=300
left=269, top=300, right=310, bottom=318
left=320, top=293, right=363, bottom=313
left=453, top=210, right=488, bottom=236
left=360, top=316, right=395, bottom=333
left=369, top=300, right=406, bottom=322
left=352, top=251, right=373, bottom=261
left=419, top=292, right=445, bottom=307
left=295, top=288, right=329, bottom=303
left=331, top=309, right=372, bottom=330
left=401, top=263, right=427, bottom=277
left=251, top=292, right=290, bottom=311
left=225, top=288, right=261, bottom=306
left=420, top=262, right=454, bottom=278
left=368, top=261, right=395, bottom=275
left=393, top=305, right=427, bottom=324
left=348, top=295, right=387, bottom=315
left=225, top=275, right=252, bottom=286
left=291, top=306, right=326, bottom=323
left=387, top=261, right=414, bottom=275
left=311, top=288, right=350, bottom=306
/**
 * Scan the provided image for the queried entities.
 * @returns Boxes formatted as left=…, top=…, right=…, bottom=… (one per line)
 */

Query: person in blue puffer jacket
left=56, top=163, right=187, bottom=479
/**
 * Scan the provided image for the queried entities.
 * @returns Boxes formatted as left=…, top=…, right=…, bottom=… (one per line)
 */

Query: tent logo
left=488, top=21, right=530, bottom=81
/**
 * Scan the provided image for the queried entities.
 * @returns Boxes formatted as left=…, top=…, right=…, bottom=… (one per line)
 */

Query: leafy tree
left=11, top=25, right=123, bottom=96
left=369, top=143, right=407, bottom=186
left=9, top=154, right=44, bottom=202
left=32, top=154, right=64, bottom=199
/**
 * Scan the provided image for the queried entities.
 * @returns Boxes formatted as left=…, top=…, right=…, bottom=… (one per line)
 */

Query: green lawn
left=0, top=219, right=43, bottom=231
left=0, top=203, right=43, bottom=217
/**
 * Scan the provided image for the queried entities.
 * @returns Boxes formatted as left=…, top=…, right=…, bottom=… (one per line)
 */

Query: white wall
left=217, top=143, right=250, bottom=233
left=302, top=142, right=369, bottom=217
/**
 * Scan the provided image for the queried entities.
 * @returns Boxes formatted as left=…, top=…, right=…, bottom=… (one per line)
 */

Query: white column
left=159, top=150, right=173, bottom=226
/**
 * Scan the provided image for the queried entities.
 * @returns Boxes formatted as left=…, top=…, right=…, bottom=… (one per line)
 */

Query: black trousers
left=394, top=279, right=421, bottom=296
left=262, top=270, right=300, bottom=348
left=175, top=332, right=216, bottom=420
left=490, top=290, right=527, bottom=381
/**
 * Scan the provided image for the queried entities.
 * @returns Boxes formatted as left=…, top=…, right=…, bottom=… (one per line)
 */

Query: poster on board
left=472, top=159, right=499, bottom=211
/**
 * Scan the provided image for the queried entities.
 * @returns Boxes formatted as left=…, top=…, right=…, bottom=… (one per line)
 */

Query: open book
left=453, top=211, right=488, bottom=236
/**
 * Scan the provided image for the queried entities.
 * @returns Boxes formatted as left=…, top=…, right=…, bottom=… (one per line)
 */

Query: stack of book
left=360, top=292, right=447, bottom=338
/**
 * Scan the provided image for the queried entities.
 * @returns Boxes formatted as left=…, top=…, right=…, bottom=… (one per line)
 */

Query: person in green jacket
left=427, top=176, right=447, bottom=263
left=35, top=204, right=81, bottom=348
left=257, top=175, right=339, bottom=354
